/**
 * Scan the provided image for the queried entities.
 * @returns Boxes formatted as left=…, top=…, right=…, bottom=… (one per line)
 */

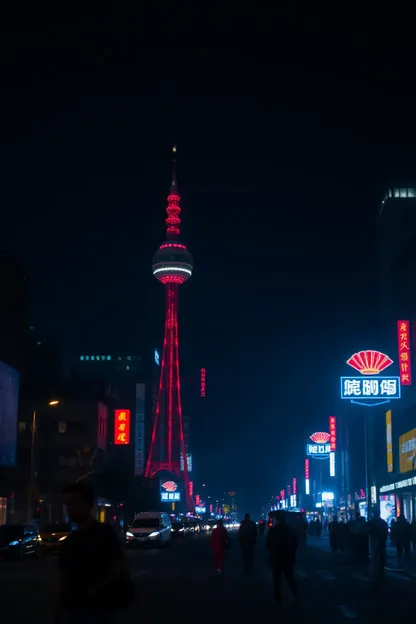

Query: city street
left=0, top=530, right=415, bottom=622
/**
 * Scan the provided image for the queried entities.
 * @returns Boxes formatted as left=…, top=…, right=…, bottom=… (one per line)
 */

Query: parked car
left=126, top=512, right=172, bottom=547
left=0, top=525, right=41, bottom=560
left=39, top=523, right=71, bottom=553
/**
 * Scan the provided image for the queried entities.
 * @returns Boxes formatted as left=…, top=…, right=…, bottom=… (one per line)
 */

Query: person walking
left=210, top=520, right=230, bottom=574
left=238, top=513, right=258, bottom=573
left=55, top=482, right=134, bottom=624
left=368, top=509, right=388, bottom=586
left=267, top=511, right=299, bottom=608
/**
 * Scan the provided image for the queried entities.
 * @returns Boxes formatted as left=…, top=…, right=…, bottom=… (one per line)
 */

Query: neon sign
left=341, top=350, right=401, bottom=406
left=305, top=459, right=310, bottom=479
left=307, top=432, right=330, bottom=459
left=114, top=410, right=131, bottom=445
left=329, top=416, right=336, bottom=451
left=154, top=349, right=160, bottom=366
left=292, top=478, right=297, bottom=495
left=397, top=321, right=412, bottom=386
left=161, top=480, right=177, bottom=492
left=160, top=480, right=181, bottom=502
left=200, top=368, right=206, bottom=397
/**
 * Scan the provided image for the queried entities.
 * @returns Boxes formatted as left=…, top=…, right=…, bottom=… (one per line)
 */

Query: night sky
left=1, top=11, right=415, bottom=509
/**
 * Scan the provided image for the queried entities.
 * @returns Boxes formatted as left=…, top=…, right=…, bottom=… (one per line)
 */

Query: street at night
left=1, top=532, right=415, bottom=622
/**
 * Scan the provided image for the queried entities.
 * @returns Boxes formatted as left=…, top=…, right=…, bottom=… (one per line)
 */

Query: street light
left=27, top=399, right=60, bottom=523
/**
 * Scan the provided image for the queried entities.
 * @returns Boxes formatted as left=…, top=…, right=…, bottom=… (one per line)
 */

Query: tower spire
left=165, top=144, right=181, bottom=239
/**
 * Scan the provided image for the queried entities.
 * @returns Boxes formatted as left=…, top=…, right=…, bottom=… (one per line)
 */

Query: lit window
left=18, top=422, right=26, bottom=433
left=107, top=355, right=111, bottom=360
left=58, top=421, right=67, bottom=434
left=80, top=356, right=84, bottom=361
left=86, top=356, right=90, bottom=360
left=91, top=356, right=95, bottom=361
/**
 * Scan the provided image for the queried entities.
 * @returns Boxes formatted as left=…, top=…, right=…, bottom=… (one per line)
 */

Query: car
left=0, top=524, right=41, bottom=560
left=206, top=520, right=217, bottom=531
left=171, top=521, right=187, bottom=537
left=39, top=523, right=71, bottom=553
left=126, top=512, right=172, bottom=547
left=189, top=520, right=200, bottom=534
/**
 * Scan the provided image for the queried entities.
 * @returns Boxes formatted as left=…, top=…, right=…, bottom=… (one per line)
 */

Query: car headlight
left=126, top=532, right=134, bottom=537
left=59, top=535, right=67, bottom=542
left=179, top=527, right=184, bottom=531
left=149, top=532, right=159, bottom=538
left=9, top=540, right=20, bottom=546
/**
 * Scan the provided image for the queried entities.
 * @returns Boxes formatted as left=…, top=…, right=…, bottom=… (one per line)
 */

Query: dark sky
left=1, top=10, right=416, bottom=508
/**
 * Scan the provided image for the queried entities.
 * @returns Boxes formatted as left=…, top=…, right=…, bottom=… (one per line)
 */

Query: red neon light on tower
left=329, top=416, right=336, bottom=451
left=145, top=146, right=194, bottom=511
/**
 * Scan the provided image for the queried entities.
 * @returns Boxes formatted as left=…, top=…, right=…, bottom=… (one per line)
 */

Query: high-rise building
left=377, top=187, right=416, bottom=322
left=0, top=252, right=30, bottom=372
left=145, top=147, right=194, bottom=510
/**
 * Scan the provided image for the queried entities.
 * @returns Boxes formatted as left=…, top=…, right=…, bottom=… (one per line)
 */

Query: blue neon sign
left=160, top=492, right=181, bottom=502
left=306, top=443, right=330, bottom=459
left=154, top=349, right=160, bottom=366
left=340, top=376, right=400, bottom=404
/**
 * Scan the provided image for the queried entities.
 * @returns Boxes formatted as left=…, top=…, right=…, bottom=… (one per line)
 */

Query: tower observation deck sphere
left=152, top=242, right=194, bottom=284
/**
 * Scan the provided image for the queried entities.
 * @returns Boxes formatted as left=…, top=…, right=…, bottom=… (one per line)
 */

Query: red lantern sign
left=114, top=410, right=130, bottom=445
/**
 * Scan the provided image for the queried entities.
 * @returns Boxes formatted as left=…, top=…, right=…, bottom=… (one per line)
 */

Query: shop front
left=379, top=476, right=416, bottom=523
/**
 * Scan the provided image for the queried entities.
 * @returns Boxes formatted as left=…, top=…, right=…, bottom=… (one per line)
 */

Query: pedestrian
left=55, top=482, right=134, bottom=624
left=314, top=518, right=322, bottom=540
left=329, top=515, right=341, bottom=554
left=368, top=509, right=388, bottom=585
left=210, top=520, right=230, bottom=574
left=394, top=514, right=411, bottom=559
left=238, top=513, right=258, bottom=573
left=267, top=510, right=299, bottom=608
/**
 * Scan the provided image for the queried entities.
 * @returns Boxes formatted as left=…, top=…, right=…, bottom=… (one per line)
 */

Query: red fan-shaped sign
left=310, top=432, right=330, bottom=444
left=161, top=481, right=177, bottom=492
left=346, top=350, right=393, bottom=375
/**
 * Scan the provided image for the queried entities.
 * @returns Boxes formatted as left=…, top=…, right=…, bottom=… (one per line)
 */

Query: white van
left=126, top=512, right=172, bottom=547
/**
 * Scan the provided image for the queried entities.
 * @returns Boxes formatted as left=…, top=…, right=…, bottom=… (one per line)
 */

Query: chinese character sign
left=114, top=410, right=131, bottom=445
left=306, top=443, right=331, bottom=458
left=305, top=459, right=310, bottom=479
left=160, top=492, right=181, bottom=502
left=200, top=368, right=206, bottom=397
left=292, top=478, right=297, bottom=494
left=340, top=377, right=400, bottom=400
left=280, top=489, right=285, bottom=501
left=398, top=321, right=412, bottom=386
left=329, top=416, right=336, bottom=451
left=195, top=494, right=201, bottom=506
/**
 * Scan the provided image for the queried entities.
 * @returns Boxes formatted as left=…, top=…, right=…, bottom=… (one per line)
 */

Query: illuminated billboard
left=399, top=428, right=416, bottom=473
left=114, top=409, right=131, bottom=445
left=160, top=480, right=181, bottom=502
left=397, top=321, right=412, bottom=385
left=307, top=432, right=330, bottom=459
left=180, top=452, right=192, bottom=472
left=341, top=350, right=401, bottom=406
left=329, top=452, right=336, bottom=477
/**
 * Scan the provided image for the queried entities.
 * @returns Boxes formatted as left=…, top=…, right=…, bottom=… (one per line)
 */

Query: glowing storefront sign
left=329, top=416, right=336, bottom=451
left=341, top=350, right=401, bottom=407
left=322, top=491, right=334, bottom=503
left=305, top=479, right=310, bottom=495
left=114, top=409, right=131, bottom=445
left=380, top=476, right=416, bottom=493
left=399, top=428, right=416, bottom=473
left=386, top=410, right=393, bottom=473
left=195, top=506, right=206, bottom=514
left=397, top=321, right=412, bottom=385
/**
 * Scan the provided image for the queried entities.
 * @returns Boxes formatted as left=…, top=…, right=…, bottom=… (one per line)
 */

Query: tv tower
left=145, top=146, right=194, bottom=510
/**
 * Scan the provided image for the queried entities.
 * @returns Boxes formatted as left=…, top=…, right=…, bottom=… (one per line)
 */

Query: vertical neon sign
left=398, top=321, right=412, bottom=385
left=292, top=478, right=297, bottom=494
left=305, top=459, right=310, bottom=495
left=200, top=368, right=206, bottom=397
left=329, top=416, right=336, bottom=450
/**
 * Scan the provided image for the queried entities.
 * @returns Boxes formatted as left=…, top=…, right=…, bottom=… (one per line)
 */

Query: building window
left=18, top=421, right=26, bottom=433
left=58, top=421, right=67, bottom=434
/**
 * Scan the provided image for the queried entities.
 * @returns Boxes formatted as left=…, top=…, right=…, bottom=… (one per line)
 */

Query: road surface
left=0, top=530, right=415, bottom=621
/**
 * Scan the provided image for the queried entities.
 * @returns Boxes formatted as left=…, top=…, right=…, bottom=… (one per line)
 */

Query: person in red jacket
left=210, top=520, right=230, bottom=574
